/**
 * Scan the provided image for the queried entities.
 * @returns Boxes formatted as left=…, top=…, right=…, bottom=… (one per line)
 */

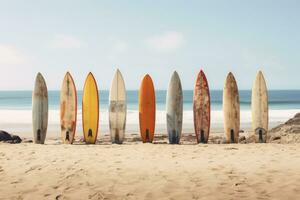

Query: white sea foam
left=0, top=109, right=298, bottom=135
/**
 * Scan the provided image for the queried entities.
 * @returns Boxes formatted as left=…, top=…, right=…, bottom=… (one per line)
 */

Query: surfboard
left=251, top=71, right=268, bottom=143
left=82, top=72, right=99, bottom=144
left=223, top=72, right=240, bottom=143
left=60, top=72, right=77, bottom=144
left=109, top=69, right=127, bottom=144
left=32, top=73, right=48, bottom=144
left=193, top=70, right=211, bottom=143
left=166, top=71, right=183, bottom=144
left=139, top=74, right=155, bottom=143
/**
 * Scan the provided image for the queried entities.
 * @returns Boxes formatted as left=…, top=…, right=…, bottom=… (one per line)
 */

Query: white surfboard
left=32, top=73, right=48, bottom=144
left=251, top=71, right=268, bottom=143
left=166, top=71, right=183, bottom=144
left=109, top=69, right=127, bottom=144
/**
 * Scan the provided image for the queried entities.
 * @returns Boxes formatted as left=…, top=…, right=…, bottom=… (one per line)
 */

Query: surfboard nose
left=172, top=70, right=179, bottom=76
left=115, top=68, right=121, bottom=74
left=35, top=72, right=46, bottom=82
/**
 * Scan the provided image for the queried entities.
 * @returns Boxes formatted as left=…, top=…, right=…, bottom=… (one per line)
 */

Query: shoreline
left=0, top=108, right=298, bottom=137
left=0, top=121, right=282, bottom=140
left=15, top=131, right=257, bottom=145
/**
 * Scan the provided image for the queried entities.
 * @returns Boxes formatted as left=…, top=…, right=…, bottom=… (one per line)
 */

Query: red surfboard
left=193, top=70, right=211, bottom=143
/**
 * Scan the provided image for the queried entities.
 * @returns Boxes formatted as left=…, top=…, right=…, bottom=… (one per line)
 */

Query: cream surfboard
left=109, top=69, right=127, bottom=144
left=32, top=73, right=48, bottom=144
left=251, top=71, right=268, bottom=143
left=82, top=72, right=99, bottom=144
left=60, top=72, right=77, bottom=144
left=166, top=71, right=183, bottom=144
left=223, top=72, right=240, bottom=143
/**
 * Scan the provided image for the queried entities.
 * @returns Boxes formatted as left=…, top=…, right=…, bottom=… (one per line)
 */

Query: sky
left=0, top=0, right=299, bottom=90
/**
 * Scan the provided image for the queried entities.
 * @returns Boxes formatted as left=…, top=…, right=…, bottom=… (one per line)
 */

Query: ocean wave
left=0, top=109, right=297, bottom=125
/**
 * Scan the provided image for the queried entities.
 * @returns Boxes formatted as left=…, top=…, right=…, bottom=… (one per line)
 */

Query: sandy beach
left=1, top=0, right=300, bottom=199
left=1, top=133, right=300, bottom=200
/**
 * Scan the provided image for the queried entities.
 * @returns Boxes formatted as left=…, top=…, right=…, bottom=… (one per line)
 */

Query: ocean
left=0, top=90, right=299, bottom=135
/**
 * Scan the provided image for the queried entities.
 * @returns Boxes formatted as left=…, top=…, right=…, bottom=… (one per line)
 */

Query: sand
left=1, top=134, right=300, bottom=200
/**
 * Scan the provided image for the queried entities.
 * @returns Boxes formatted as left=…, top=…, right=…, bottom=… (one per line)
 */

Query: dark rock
left=268, top=113, right=300, bottom=143
left=271, top=135, right=281, bottom=141
left=292, top=128, right=300, bottom=133
left=239, top=136, right=246, bottom=142
left=0, top=130, right=22, bottom=143
left=11, top=135, right=22, bottom=143
left=294, top=113, right=300, bottom=119
left=284, top=113, right=300, bottom=126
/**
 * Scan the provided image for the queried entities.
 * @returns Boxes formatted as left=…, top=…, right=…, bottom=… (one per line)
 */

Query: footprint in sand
left=55, top=194, right=63, bottom=200
left=63, top=186, right=72, bottom=192
left=44, top=193, right=51, bottom=197
left=190, top=177, right=202, bottom=187
left=224, top=147, right=239, bottom=150
left=259, top=190, right=271, bottom=199
left=162, top=180, right=178, bottom=194
left=52, top=185, right=59, bottom=189
left=235, top=188, right=246, bottom=193
left=25, top=165, right=42, bottom=173
left=210, top=165, right=223, bottom=171
left=268, top=169, right=280, bottom=173
left=225, top=170, right=239, bottom=180
left=74, top=160, right=80, bottom=165
left=10, top=179, right=21, bottom=184
left=219, top=182, right=228, bottom=186
left=293, top=188, right=300, bottom=193
left=65, top=173, right=77, bottom=179
left=266, top=176, right=273, bottom=183
left=255, top=172, right=264, bottom=176
left=88, top=191, right=105, bottom=200
left=144, top=192, right=153, bottom=200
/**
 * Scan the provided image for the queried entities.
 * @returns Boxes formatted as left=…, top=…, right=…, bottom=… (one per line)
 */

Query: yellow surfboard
left=82, top=72, right=99, bottom=144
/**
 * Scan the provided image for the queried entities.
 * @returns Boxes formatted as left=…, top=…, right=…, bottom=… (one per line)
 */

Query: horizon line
left=0, top=89, right=299, bottom=92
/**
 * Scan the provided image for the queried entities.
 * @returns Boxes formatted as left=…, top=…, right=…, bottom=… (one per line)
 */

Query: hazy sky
left=0, top=0, right=299, bottom=90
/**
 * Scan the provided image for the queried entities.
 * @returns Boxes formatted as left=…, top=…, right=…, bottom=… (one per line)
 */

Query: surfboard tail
left=255, top=128, right=267, bottom=143
left=169, top=130, right=180, bottom=144
left=230, top=129, right=235, bottom=143
left=200, top=130, right=206, bottom=143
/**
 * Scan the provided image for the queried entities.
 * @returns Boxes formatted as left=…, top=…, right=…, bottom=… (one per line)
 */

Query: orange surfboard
left=139, top=74, right=156, bottom=143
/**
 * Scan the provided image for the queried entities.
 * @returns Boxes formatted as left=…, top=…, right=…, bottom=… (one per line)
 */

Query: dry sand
left=1, top=134, right=300, bottom=200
